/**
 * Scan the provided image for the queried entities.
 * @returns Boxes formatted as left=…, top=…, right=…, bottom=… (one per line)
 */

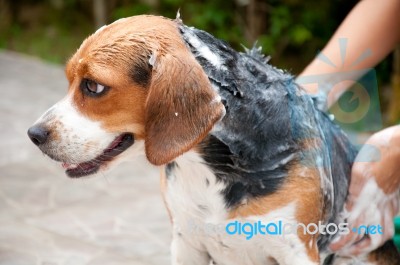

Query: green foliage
left=111, top=0, right=244, bottom=50
left=0, top=0, right=92, bottom=63
left=290, top=25, right=312, bottom=45
left=254, top=1, right=340, bottom=70
left=0, top=0, right=386, bottom=80
left=112, top=3, right=152, bottom=18
left=0, top=0, right=345, bottom=67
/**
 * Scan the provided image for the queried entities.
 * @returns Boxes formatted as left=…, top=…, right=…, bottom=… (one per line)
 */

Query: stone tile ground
left=0, top=51, right=171, bottom=265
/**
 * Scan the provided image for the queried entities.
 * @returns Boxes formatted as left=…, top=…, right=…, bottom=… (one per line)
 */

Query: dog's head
left=27, top=15, right=225, bottom=177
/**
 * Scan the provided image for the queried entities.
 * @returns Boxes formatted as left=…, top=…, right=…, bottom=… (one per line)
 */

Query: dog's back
left=180, top=23, right=355, bottom=224
left=179, top=23, right=399, bottom=264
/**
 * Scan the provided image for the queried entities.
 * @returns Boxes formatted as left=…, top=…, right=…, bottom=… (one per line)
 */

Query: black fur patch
left=130, top=61, right=151, bottom=87
left=199, top=135, right=290, bottom=208
left=165, top=161, right=178, bottom=179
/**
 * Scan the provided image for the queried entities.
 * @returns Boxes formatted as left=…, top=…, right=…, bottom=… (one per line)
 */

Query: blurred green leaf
left=112, top=4, right=152, bottom=20
left=289, top=25, right=312, bottom=45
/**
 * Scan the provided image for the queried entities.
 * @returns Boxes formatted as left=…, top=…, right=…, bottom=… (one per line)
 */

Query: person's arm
left=297, top=0, right=400, bottom=256
left=297, top=0, right=400, bottom=107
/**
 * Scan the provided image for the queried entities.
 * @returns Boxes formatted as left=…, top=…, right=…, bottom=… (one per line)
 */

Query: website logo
left=182, top=219, right=383, bottom=241
left=225, top=220, right=383, bottom=240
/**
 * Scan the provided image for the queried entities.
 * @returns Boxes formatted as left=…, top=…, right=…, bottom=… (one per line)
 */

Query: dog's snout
left=27, top=125, right=50, bottom=146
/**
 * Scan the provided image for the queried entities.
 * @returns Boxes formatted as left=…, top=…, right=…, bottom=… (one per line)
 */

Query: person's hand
left=330, top=126, right=400, bottom=256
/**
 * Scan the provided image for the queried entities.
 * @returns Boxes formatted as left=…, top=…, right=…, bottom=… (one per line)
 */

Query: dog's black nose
left=27, top=125, right=49, bottom=146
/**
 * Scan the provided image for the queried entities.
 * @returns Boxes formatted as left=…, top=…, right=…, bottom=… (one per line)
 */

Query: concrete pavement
left=0, top=51, right=171, bottom=265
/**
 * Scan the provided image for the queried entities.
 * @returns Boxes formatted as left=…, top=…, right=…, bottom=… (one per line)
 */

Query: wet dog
left=28, top=15, right=400, bottom=264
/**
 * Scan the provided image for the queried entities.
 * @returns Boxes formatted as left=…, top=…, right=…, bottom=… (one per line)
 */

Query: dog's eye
left=80, top=79, right=108, bottom=97
left=86, top=79, right=104, bottom=93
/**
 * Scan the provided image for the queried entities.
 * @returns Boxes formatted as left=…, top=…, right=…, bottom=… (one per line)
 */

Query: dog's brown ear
left=145, top=50, right=225, bottom=165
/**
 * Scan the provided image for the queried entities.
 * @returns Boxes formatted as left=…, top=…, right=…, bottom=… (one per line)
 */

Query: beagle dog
left=28, top=15, right=400, bottom=265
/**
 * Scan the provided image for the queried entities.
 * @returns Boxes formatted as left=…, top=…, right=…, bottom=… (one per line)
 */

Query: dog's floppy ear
left=145, top=50, right=225, bottom=165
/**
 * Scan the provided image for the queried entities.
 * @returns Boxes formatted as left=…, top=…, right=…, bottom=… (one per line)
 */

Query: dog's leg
left=171, top=233, right=210, bottom=265
left=270, top=240, right=319, bottom=265
left=277, top=256, right=319, bottom=265
left=275, top=254, right=319, bottom=265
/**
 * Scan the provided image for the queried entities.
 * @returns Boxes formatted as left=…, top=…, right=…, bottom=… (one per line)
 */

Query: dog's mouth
left=62, top=133, right=134, bottom=178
